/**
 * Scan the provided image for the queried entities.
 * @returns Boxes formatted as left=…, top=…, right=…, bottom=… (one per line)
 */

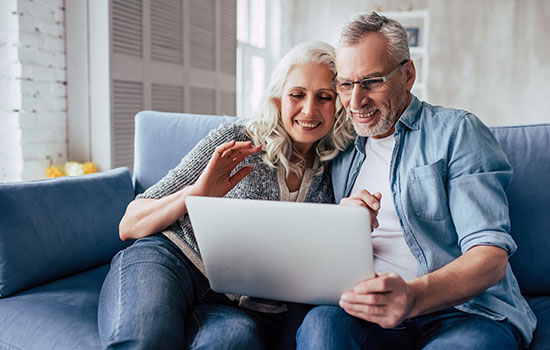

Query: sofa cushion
left=525, top=295, right=550, bottom=350
left=0, top=264, right=108, bottom=350
left=490, top=124, right=550, bottom=294
left=0, top=168, right=133, bottom=297
left=133, top=111, right=234, bottom=194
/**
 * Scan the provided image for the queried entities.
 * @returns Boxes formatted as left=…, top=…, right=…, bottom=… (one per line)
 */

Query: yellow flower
left=83, top=162, right=97, bottom=174
left=46, top=165, right=65, bottom=178
left=46, top=161, right=98, bottom=178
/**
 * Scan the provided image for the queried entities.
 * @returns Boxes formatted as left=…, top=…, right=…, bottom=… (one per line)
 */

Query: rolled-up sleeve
left=447, top=113, right=517, bottom=256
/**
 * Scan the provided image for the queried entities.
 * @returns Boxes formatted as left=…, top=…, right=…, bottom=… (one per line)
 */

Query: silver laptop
left=186, top=196, right=374, bottom=305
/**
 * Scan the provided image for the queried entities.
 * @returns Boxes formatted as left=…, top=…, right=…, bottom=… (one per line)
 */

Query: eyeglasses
left=332, top=59, right=409, bottom=94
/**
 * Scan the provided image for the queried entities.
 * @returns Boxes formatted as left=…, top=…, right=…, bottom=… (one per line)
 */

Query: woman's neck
left=291, top=145, right=315, bottom=169
left=286, top=149, right=315, bottom=193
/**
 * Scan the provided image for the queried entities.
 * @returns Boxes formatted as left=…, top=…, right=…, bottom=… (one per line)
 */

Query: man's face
left=336, top=32, right=414, bottom=138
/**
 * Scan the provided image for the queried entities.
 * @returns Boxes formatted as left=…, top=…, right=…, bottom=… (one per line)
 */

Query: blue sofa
left=0, top=111, right=548, bottom=349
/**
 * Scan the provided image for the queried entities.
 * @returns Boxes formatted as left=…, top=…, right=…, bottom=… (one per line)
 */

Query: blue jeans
left=296, top=306, right=521, bottom=350
left=98, top=234, right=308, bottom=349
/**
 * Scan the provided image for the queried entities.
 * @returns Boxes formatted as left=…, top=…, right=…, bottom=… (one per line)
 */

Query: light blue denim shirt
left=332, top=96, right=536, bottom=346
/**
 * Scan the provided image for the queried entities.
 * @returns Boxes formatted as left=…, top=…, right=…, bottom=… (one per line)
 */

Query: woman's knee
left=297, top=306, right=371, bottom=349
left=118, top=234, right=179, bottom=264
left=98, top=235, right=202, bottom=349
left=187, top=308, right=265, bottom=349
left=299, top=306, right=347, bottom=333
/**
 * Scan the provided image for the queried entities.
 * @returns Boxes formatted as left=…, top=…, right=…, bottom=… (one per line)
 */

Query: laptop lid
left=186, top=196, right=374, bottom=305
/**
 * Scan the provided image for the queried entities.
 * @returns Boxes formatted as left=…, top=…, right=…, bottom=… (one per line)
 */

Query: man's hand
left=339, top=272, right=416, bottom=329
left=191, top=140, right=261, bottom=198
left=338, top=246, right=509, bottom=329
left=340, top=189, right=382, bottom=229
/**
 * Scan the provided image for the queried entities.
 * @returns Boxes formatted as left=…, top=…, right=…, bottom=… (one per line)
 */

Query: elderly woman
left=97, top=41, right=355, bottom=349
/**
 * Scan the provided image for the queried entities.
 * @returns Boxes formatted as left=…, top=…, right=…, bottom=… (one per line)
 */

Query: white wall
left=0, top=0, right=67, bottom=182
left=428, top=0, right=550, bottom=125
left=280, top=0, right=550, bottom=126
left=0, top=0, right=23, bottom=182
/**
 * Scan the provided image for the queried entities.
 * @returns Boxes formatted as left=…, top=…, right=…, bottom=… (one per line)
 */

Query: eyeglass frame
left=331, top=59, right=409, bottom=93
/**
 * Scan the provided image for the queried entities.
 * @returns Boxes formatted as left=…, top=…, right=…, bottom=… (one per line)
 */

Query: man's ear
left=405, top=60, right=416, bottom=92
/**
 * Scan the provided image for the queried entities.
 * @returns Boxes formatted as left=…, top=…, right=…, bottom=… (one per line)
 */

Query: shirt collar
left=397, top=95, right=422, bottom=131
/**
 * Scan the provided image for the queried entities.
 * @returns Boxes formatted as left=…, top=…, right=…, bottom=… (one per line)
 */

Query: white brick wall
left=0, top=0, right=22, bottom=182
left=0, top=0, right=67, bottom=182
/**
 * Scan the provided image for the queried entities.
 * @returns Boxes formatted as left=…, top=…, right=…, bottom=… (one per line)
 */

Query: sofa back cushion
left=133, top=111, right=233, bottom=194
left=490, top=124, right=550, bottom=294
left=133, top=111, right=550, bottom=294
left=0, top=167, right=134, bottom=297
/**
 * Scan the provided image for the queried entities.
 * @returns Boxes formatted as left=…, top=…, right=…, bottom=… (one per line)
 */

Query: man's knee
left=421, top=315, right=519, bottom=350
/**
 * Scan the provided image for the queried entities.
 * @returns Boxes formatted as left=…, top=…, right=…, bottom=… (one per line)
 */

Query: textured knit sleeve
left=137, top=122, right=248, bottom=200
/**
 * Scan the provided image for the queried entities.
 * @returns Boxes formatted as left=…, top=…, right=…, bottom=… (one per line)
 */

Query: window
left=236, top=0, right=280, bottom=119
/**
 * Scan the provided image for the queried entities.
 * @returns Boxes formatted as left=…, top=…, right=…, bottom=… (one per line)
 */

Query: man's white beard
left=353, top=111, right=398, bottom=137
left=352, top=90, right=408, bottom=137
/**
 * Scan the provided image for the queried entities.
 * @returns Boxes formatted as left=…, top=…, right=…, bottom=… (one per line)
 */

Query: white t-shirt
left=351, top=135, right=418, bottom=281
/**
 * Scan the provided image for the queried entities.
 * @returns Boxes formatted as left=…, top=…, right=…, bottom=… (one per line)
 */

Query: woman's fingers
left=213, top=140, right=237, bottom=159
left=220, top=142, right=260, bottom=159
left=229, top=166, right=254, bottom=187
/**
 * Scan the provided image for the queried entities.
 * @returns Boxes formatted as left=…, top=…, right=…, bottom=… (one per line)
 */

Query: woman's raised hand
left=191, top=140, right=262, bottom=198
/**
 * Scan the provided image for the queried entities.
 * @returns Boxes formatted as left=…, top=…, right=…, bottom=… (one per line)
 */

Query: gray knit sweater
left=137, top=122, right=335, bottom=312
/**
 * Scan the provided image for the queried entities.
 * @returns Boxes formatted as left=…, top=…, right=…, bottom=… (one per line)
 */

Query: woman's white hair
left=246, top=41, right=355, bottom=177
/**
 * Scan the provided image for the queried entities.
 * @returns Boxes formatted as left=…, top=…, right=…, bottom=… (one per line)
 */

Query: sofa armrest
left=0, top=167, right=134, bottom=297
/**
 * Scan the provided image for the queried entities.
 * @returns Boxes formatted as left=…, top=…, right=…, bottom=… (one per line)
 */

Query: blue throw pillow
left=0, top=167, right=134, bottom=297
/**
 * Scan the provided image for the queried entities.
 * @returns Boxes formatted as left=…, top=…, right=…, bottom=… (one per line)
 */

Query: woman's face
left=278, top=63, right=337, bottom=156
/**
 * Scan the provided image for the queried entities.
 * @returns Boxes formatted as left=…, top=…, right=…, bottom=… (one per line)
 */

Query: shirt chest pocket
left=407, top=160, right=449, bottom=221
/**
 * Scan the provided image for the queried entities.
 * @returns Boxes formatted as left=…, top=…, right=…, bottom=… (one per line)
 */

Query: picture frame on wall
left=406, top=27, right=419, bottom=47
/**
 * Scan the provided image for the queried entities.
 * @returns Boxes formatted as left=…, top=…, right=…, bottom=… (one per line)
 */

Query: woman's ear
left=274, top=97, right=281, bottom=110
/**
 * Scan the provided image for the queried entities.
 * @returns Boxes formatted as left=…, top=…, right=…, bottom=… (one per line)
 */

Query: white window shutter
left=112, top=0, right=143, bottom=57
left=152, top=84, right=184, bottom=112
left=190, top=0, right=216, bottom=70
left=112, top=80, right=143, bottom=170
left=190, top=87, right=216, bottom=115
left=220, top=0, right=237, bottom=75
left=221, top=91, right=236, bottom=116
left=68, top=0, right=236, bottom=173
left=151, top=0, right=183, bottom=64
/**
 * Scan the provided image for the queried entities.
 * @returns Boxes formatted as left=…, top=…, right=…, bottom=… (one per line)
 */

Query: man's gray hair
left=339, top=12, right=410, bottom=63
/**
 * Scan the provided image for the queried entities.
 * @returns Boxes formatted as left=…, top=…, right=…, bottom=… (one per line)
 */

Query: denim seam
left=188, top=310, right=204, bottom=349
left=113, top=248, right=125, bottom=342
left=0, top=340, right=23, bottom=350
left=447, top=111, right=467, bottom=166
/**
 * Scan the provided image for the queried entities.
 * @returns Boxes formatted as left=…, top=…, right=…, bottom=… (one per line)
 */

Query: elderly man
left=296, top=12, right=536, bottom=349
